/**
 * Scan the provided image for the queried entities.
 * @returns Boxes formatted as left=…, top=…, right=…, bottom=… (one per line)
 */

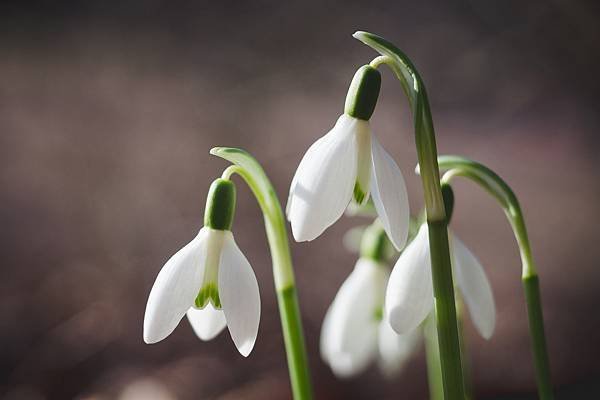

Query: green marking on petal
left=195, top=283, right=222, bottom=309
left=373, top=307, right=384, bottom=322
left=354, top=182, right=366, bottom=205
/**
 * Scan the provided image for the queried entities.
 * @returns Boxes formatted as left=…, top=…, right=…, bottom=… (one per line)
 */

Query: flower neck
left=360, top=222, right=393, bottom=263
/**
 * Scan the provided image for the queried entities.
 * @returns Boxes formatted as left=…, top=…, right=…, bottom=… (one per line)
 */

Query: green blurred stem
left=425, top=314, right=444, bottom=400
left=456, top=298, right=472, bottom=400
left=214, top=148, right=313, bottom=400
left=436, top=155, right=553, bottom=400
left=354, top=31, right=465, bottom=399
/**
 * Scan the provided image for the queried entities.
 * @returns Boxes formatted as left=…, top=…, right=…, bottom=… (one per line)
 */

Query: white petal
left=385, top=224, right=433, bottom=334
left=452, top=235, right=496, bottom=339
left=370, top=135, right=410, bottom=250
left=287, top=114, right=361, bottom=242
left=186, top=304, right=227, bottom=341
left=377, top=320, right=421, bottom=377
left=143, top=228, right=208, bottom=344
left=218, top=232, right=261, bottom=357
left=320, top=258, right=388, bottom=378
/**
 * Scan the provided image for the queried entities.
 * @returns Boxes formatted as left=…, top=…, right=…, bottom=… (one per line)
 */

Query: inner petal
left=194, top=229, right=226, bottom=309
left=354, top=121, right=372, bottom=205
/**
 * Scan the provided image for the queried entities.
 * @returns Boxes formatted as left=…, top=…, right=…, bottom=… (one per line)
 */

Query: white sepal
left=287, top=114, right=359, bottom=242
left=452, top=235, right=496, bottom=339
left=186, top=304, right=227, bottom=341
left=218, top=232, right=261, bottom=357
left=386, top=224, right=433, bottom=334
left=370, top=135, right=410, bottom=251
left=320, top=258, right=388, bottom=378
left=143, top=228, right=208, bottom=344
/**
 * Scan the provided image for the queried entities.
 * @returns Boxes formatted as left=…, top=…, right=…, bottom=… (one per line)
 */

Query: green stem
left=456, top=298, right=472, bottom=400
left=213, top=148, right=313, bottom=400
left=354, top=31, right=465, bottom=399
left=425, top=314, right=444, bottom=400
left=436, top=155, right=553, bottom=399
left=523, top=276, right=553, bottom=400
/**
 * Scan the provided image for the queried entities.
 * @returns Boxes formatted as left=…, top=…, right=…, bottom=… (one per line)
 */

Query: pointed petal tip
left=289, top=221, right=317, bottom=243
left=236, top=339, right=256, bottom=357
left=480, top=326, right=495, bottom=340
left=143, top=329, right=164, bottom=345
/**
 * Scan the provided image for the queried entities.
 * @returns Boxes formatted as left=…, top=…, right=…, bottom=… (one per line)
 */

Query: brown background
left=1, top=1, right=599, bottom=399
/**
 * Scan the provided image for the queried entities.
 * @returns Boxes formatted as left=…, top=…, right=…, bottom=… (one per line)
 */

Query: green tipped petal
left=195, top=283, right=222, bottom=309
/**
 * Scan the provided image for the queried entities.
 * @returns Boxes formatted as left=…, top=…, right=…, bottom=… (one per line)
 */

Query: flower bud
left=204, top=178, right=236, bottom=231
left=344, top=65, right=381, bottom=121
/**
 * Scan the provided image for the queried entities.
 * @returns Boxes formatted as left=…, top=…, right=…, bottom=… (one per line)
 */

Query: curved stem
left=211, top=147, right=313, bottom=400
left=436, top=155, right=553, bottom=399
left=354, top=31, right=465, bottom=399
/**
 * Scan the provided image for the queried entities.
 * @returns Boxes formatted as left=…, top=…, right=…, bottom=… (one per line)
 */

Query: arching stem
left=212, top=147, right=313, bottom=400
left=436, top=155, right=553, bottom=400
left=354, top=31, right=465, bottom=399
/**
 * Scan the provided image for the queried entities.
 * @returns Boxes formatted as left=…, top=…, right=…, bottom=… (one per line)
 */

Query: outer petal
left=377, top=320, right=421, bottom=378
left=320, top=258, right=388, bottom=378
left=143, top=228, right=208, bottom=344
left=452, top=235, right=496, bottom=339
left=287, top=114, right=360, bottom=242
left=370, top=135, right=410, bottom=250
left=386, top=224, right=433, bottom=334
left=186, top=304, right=227, bottom=341
left=218, top=232, right=261, bottom=357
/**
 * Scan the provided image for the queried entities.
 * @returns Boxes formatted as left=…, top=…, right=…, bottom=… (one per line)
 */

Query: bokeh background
left=2, top=1, right=600, bottom=399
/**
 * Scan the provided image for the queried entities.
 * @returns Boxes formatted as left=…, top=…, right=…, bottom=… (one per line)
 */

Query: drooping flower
left=385, top=223, right=496, bottom=340
left=143, top=178, right=261, bottom=357
left=320, top=258, right=420, bottom=378
left=286, top=65, right=409, bottom=250
left=320, top=223, right=420, bottom=378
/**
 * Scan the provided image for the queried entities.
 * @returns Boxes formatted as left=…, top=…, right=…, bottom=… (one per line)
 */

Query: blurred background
left=1, top=1, right=599, bottom=399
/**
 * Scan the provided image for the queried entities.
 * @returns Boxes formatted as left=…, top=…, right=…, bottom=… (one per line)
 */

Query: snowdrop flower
left=320, top=224, right=419, bottom=378
left=143, top=178, right=260, bottom=357
left=386, top=223, right=496, bottom=340
left=287, top=65, right=409, bottom=250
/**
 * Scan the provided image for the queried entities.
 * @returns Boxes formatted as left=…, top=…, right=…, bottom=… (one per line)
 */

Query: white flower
left=385, top=224, right=496, bottom=339
left=320, top=258, right=420, bottom=378
left=286, top=114, right=409, bottom=250
left=143, top=227, right=261, bottom=357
